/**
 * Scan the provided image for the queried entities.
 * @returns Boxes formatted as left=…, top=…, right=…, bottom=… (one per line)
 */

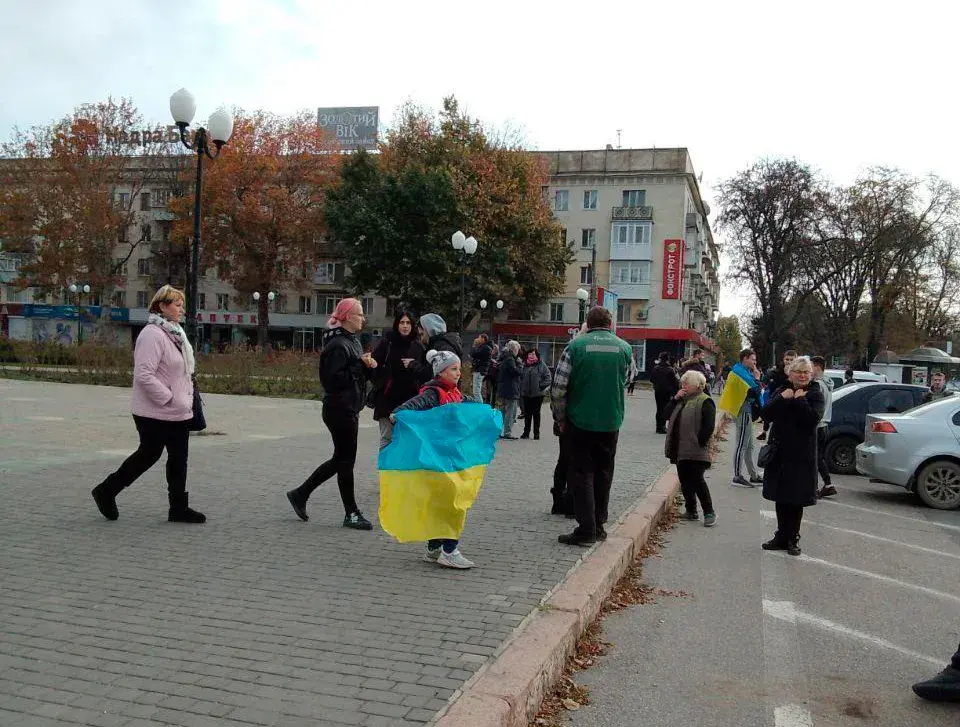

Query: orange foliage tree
left=171, top=110, right=339, bottom=348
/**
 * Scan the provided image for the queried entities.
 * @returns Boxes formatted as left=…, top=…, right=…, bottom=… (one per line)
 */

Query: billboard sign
left=317, top=107, right=379, bottom=150
left=662, top=239, right=684, bottom=300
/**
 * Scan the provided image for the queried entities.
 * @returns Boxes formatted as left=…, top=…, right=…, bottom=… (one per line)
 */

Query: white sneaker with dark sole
left=437, top=549, right=474, bottom=569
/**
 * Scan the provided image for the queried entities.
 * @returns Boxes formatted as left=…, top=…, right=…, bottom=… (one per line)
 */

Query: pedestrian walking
left=91, top=285, right=206, bottom=524
left=469, top=333, right=494, bottom=401
left=760, top=355, right=825, bottom=556
left=811, top=355, right=837, bottom=498
left=912, top=639, right=960, bottom=702
left=286, top=298, right=377, bottom=530
left=626, top=355, right=639, bottom=395
left=520, top=349, right=552, bottom=439
left=497, top=340, right=522, bottom=439
left=719, top=348, right=763, bottom=487
left=664, top=370, right=717, bottom=527
left=552, top=306, right=633, bottom=545
left=369, top=308, right=425, bottom=450
left=389, top=350, right=477, bottom=569
left=650, top=352, right=680, bottom=434
left=483, top=344, right=500, bottom=406
left=758, top=350, right=795, bottom=441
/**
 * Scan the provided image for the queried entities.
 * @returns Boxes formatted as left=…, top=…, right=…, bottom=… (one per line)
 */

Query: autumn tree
left=0, top=97, right=188, bottom=310
left=171, top=110, right=339, bottom=348
left=324, top=97, right=570, bottom=328
left=714, top=315, right=743, bottom=370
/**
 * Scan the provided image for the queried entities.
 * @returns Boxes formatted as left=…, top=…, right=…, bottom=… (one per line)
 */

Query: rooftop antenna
left=616, top=129, right=622, bottom=149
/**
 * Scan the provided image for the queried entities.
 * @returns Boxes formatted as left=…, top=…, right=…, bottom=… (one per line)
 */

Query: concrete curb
left=432, top=468, right=680, bottom=727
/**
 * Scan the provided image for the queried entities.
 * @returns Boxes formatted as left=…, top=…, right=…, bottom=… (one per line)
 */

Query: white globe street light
left=576, top=288, right=589, bottom=325
left=480, top=299, right=488, bottom=310
left=252, top=291, right=277, bottom=302
left=451, top=230, right=466, bottom=251
left=496, top=299, right=504, bottom=310
left=451, top=231, right=479, bottom=334
left=463, top=236, right=478, bottom=255
left=68, top=283, right=92, bottom=344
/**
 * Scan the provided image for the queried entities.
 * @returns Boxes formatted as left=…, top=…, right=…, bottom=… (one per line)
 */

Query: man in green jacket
left=551, top=306, right=634, bottom=545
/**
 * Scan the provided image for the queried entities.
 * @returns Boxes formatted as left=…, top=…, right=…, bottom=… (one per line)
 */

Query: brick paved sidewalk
left=0, top=380, right=665, bottom=727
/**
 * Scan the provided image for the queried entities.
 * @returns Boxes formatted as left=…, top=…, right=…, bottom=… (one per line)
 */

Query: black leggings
left=298, top=405, right=359, bottom=514
left=775, top=503, right=804, bottom=540
left=522, top=396, right=543, bottom=436
left=100, top=415, right=189, bottom=496
left=677, top=460, right=713, bottom=515
left=817, top=427, right=831, bottom=486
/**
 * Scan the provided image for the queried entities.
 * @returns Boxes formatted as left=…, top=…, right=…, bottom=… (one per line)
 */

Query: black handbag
left=757, top=440, right=776, bottom=468
left=187, top=380, right=207, bottom=432
left=364, top=341, right=391, bottom=410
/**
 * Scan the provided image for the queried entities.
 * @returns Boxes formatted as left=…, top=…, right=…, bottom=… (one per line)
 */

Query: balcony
left=608, top=282, right=651, bottom=300
left=612, top=206, right=653, bottom=221
left=610, top=242, right=652, bottom=261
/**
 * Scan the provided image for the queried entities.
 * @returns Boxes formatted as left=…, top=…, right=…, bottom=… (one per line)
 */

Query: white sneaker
left=437, top=549, right=474, bottom=569
left=424, top=547, right=441, bottom=563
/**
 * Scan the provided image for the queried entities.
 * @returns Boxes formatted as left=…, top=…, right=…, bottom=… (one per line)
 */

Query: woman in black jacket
left=760, top=356, right=825, bottom=556
left=371, top=308, right=425, bottom=449
left=286, top=298, right=377, bottom=530
left=497, top=341, right=522, bottom=439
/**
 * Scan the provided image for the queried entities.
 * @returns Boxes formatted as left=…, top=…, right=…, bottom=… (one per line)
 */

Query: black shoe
left=520, top=433, right=530, bottom=439
left=912, top=665, right=960, bottom=702
left=168, top=492, right=206, bottom=524
left=91, top=483, right=119, bottom=521
left=655, top=427, right=667, bottom=434
left=286, top=489, right=309, bottom=521
left=678, top=511, right=699, bottom=521
left=750, top=475, right=764, bottom=484
left=732, top=476, right=755, bottom=488
left=558, top=531, right=597, bottom=546
left=762, top=533, right=788, bottom=551
left=534, top=433, right=540, bottom=440
left=597, top=527, right=608, bottom=541
left=343, top=511, right=373, bottom=530
left=757, top=431, right=767, bottom=441
left=786, top=538, right=801, bottom=556
left=551, top=502, right=567, bottom=515
left=818, top=485, right=838, bottom=498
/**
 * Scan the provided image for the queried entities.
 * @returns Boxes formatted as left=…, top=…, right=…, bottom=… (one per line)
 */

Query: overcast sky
left=3, top=0, right=956, bottom=319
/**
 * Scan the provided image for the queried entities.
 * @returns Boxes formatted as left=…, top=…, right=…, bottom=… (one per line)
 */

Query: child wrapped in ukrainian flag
left=382, top=350, right=502, bottom=569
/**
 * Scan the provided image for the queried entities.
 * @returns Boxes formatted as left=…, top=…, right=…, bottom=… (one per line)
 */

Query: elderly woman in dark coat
left=760, top=355, right=825, bottom=556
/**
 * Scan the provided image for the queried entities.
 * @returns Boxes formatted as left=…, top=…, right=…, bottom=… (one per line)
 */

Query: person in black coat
left=287, top=298, right=377, bottom=530
left=370, top=308, right=426, bottom=450
left=497, top=340, right=522, bottom=439
left=760, top=355, right=825, bottom=556
left=650, top=353, right=680, bottom=433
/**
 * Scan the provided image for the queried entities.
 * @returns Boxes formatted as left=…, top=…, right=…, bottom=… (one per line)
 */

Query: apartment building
left=493, top=147, right=721, bottom=370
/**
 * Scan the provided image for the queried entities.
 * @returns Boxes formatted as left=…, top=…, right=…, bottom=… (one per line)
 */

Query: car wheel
left=915, top=460, right=960, bottom=510
left=826, top=436, right=859, bottom=475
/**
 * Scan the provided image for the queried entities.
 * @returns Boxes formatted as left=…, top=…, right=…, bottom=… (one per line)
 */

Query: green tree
left=714, top=315, right=742, bottom=369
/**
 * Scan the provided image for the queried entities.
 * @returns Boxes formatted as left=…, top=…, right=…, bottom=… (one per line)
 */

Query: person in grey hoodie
left=416, top=313, right=463, bottom=387
left=811, top=356, right=836, bottom=498
left=520, top=349, right=552, bottom=440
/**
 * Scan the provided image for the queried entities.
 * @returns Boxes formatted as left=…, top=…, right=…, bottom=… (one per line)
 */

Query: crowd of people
left=88, top=283, right=958, bottom=704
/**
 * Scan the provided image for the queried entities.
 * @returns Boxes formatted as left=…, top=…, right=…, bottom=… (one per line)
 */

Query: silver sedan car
left=855, top=395, right=960, bottom=509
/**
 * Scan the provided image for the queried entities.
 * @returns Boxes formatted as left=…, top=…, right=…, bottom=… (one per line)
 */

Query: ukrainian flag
left=718, top=362, right=760, bottom=417
left=378, top=403, right=503, bottom=542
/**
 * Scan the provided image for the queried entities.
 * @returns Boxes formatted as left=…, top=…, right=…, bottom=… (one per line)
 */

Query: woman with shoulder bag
left=760, top=356, right=825, bottom=556
left=664, top=370, right=717, bottom=526
left=91, top=285, right=205, bottom=523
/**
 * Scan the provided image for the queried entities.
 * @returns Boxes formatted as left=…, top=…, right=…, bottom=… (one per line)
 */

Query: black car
left=824, top=382, right=928, bottom=474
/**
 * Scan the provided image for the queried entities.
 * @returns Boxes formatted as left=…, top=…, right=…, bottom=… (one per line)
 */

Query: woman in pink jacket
left=91, top=285, right=206, bottom=523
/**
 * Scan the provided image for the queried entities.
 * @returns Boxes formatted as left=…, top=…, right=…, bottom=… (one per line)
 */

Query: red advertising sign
left=662, top=239, right=684, bottom=300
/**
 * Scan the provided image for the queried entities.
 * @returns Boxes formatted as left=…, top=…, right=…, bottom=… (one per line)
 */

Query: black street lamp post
left=576, top=287, right=589, bottom=325
left=69, top=283, right=90, bottom=344
left=169, top=88, right=233, bottom=347
left=450, top=230, right=478, bottom=334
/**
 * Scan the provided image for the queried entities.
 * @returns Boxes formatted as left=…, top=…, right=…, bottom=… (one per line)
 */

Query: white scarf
left=148, top=312, right=196, bottom=377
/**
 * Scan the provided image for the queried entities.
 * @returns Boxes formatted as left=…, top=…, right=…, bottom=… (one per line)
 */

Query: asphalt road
left=566, top=449, right=960, bottom=727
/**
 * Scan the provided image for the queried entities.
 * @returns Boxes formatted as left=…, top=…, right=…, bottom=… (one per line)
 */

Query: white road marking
left=774, top=704, right=813, bottom=727
left=28, top=416, right=65, bottom=421
left=763, top=599, right=943, bottom=667
left=249, top=404, right=278, bottom=409
left=760, top=510, right=960, bottom=560
left=247, top=434, right=284, bottom=440
left=795, top=554, right=960, bottom=604
left=10, top=397, right=39, bottom=402
left=821, top=499, right=960, bottom=533
left=98, top=450, right=132, bottom=456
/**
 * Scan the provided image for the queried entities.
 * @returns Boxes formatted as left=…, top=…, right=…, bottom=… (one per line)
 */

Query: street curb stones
left=431, top=466, right=680, bottom=727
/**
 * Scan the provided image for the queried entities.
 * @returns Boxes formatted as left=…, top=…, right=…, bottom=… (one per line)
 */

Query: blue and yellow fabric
left=718, top=362, right=760, bottom=417
left=378, top=403, right=502, bottom=543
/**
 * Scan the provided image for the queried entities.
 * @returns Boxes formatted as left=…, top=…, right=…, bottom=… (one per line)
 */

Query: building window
left=117, top=225, right=127, bottom=243
left=549, top=303, right=564, bottom=323
left=140, top=192, right=151, bottom=211
left=315, top=262, right=346, bottom=284
left=117, top=192, right=130, bottom=210
left=136, top=290, right=149, bottom=308
left=612, top=222, right=652, bottom=249
left=582, top=190, right=598, bottom=210
left=154, top=189, right=172, bottom=207
left=622, top=189, right=646, bottom=207
left=632, top=342, right=647, bottom=372
left=136, top=258, right=151, bottom=276
left=541, top=185, right=550, bottom=203
left=616, top=303, right=629, bottom=324
left=581, top=228, right=596, bottom=249
left=559, top=227, right=567, bottom=245
left=216, top=293, right=230, bottom=311
left=362, top=297, right=375, bottom=316
left=273, top=295, right=286, bottom=313
left=554, top=190, right=569, bottom=212
left=580, top=266, right=593, bottom=285
left=112, top=258, right=127, bottom=277
left=610, top=261, right=652, bottom=285
left=110, top=290, right=126, bottom=308
left=298, top=296, right=313, bottom=314
left=140, top=224, right=152, bottom=242
left=198, top=293, right=206, bottom=310
left=318, top=295, right=343, bottom=315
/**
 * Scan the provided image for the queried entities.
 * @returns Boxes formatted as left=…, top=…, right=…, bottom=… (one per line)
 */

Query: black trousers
left=816, top=427, right=831, bottom=486
left=566, top=422, right=619, bottom=537
left=677, top=460, right=714, bottom=515
left=297, top=405, right=359, bottom=515
left=522, top=396, right=543, bottom=436
left=552, top=429, right=574, bottom=511
left=952, top=641, right=960, bottom=670
left=654, top=392, right=670, bottom=431
left=775, top=502, right=804, bottom=540
left=100, top=415, right=189, bottom=497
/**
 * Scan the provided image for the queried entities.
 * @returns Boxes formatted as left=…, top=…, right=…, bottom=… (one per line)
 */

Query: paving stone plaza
left=0, top=380, right=665, bottom=726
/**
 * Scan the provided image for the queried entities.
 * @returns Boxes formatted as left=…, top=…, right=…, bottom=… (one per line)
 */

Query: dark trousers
left=952, top=641, right=960, bottom=670
left=816, top=427, right=831, bottom=486
left=627, top=380, right=637, bottom=394
left=775, top=502, right=804, bottom=540
left=566, top=422, right=619, bottom=537
left=485, top=378, right=498, bottom=407
left=100, top=415, right=189, bottom=497
left=677, top=460, right=714, bottom=515
left=522, top=396, right=543, bottom=437
left=427, top=538, right=458, bottom=553
left=297, top=405, right=359, bottom=515
left=654, top=392, right=670, bottom=431
left=552, top=429, right=574, bottom=513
